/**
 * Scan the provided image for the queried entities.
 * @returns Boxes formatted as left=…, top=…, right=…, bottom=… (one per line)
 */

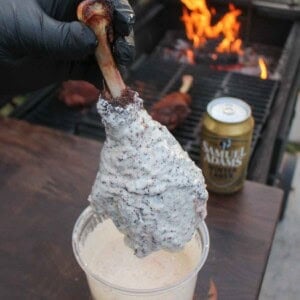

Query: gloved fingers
left=113, top=30, right=135, bottom=66
left=0, top=2, right=97, bottom=62
left=113, top=0, right=135, bottom=36
left=34, top=14, right=98, bottom=60
left=37, top=0, right=84, bottom=22
left=39, top=0, right=135, bottom=65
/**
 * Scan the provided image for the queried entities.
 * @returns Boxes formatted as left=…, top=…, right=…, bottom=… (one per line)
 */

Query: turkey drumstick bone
left=77, top=0, right=126, bottom=99
left=78, top=2, right=208, bottom=259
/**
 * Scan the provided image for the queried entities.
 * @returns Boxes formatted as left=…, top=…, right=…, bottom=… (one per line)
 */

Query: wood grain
left=0, top=118, right=283, bottom=300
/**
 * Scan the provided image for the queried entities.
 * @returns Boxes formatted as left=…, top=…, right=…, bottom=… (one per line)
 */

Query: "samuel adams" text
left=202, top=141, right=247, bottom=167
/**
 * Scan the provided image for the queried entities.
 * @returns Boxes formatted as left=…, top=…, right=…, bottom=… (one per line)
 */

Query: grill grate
left=122, top=56, right=279, bottom=163
left=12, top=56, right=279, bottom=165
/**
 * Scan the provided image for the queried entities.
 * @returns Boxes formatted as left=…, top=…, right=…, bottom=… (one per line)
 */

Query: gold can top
left=207, top=97, right=252, bottom=123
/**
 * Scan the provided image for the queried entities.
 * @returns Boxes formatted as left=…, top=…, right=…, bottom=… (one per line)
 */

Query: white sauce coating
left=89, top=93, right=208, bottom=257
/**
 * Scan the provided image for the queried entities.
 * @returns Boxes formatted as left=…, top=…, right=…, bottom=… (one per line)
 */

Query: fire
left=258, top=57, right=268, bottom=79
left=181, top=0, right=242, bottom=54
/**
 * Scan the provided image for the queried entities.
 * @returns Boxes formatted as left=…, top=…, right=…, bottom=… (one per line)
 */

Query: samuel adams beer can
left=200, top=97, right=254, bottom=194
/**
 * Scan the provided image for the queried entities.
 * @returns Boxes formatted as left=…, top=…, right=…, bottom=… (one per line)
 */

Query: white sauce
left=81, top=219, right=201, bottom=290
left=88, top=93, right=208, bottom=257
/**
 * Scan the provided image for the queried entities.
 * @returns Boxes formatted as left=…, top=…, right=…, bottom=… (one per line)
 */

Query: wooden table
left=0, top=118, right=283, bottom=300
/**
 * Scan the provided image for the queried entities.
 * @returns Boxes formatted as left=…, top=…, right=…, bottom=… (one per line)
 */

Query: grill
left=12, top=56, right=278, bottom=166
left=118, top=57, right=278, bottom=164
left=2, top=0, right=300, bottom=191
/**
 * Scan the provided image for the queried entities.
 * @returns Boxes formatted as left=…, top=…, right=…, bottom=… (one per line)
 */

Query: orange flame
left=258, top=57, right=268, bottom=79
left=181, top=0, right=242, bottom=54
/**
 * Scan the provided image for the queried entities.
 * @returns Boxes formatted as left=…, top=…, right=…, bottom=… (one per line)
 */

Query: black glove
left=0, top=0, right=135, bottom=95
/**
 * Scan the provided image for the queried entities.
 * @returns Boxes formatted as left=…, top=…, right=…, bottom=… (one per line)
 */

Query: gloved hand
left=0, top=0, right=135, bottom=95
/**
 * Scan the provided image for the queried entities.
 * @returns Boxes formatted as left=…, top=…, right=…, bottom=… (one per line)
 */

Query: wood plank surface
left=0, top=118, right=283, bottom=300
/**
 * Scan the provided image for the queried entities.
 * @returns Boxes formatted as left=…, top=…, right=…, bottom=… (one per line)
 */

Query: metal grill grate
left=11, top=56, right=279, bottom=165
left=77, top=56, right=279, bottom=163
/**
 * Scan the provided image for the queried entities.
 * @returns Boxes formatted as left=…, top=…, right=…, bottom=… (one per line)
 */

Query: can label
left=200, top=97, right=254, bottom=194
left=201, top=135, right=250, bottom=190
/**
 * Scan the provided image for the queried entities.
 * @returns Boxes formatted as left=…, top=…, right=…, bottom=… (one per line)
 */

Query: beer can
left=200, top=97, right=254, bottom=194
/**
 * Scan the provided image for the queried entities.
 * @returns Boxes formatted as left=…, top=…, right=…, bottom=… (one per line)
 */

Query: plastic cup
left=72, top=206, right=209, bottom=300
